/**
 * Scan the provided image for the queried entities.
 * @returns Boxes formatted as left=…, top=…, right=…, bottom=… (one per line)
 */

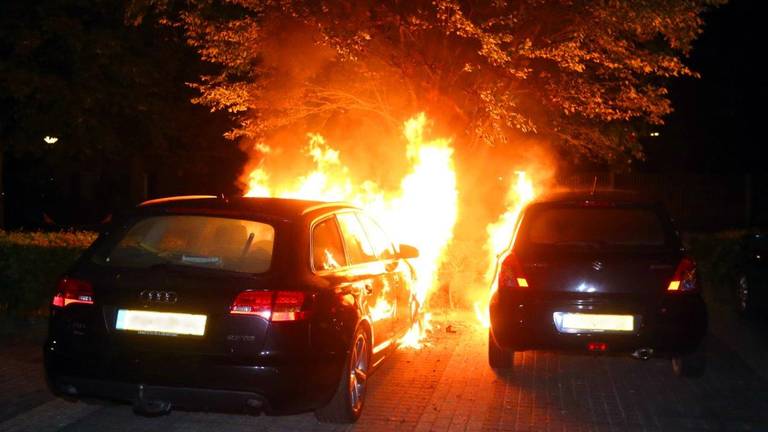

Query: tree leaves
left=175, top=0, right=722, bottom=161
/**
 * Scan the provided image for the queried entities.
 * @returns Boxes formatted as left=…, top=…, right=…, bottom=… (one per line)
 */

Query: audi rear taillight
left=230, top=290, right=309, bottom=321
left=667, top=257, right=698, bottom=292
left=230, top=291, right=273, bottom=319
left=52, top=277, right=94, bottom=308
left=272, top=291, right=310, bottom=321
left=499, top=252, right=529, bottom=290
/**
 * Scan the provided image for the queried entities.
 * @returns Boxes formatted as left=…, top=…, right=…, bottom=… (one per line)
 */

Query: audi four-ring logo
left=140, top=290, right=178, bottom=304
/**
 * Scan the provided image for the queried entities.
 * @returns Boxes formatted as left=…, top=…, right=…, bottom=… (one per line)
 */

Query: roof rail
left=138, top=195, right=217, bottom=207
left=301, top=201, right=357, bottom=215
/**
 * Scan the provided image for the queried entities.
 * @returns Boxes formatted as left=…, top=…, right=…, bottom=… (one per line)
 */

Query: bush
left=0, top=231, right=97, bottom=318
left=683, top=230, right=746, bottom=304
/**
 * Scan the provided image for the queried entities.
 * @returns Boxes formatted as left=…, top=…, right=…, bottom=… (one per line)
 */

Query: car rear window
left=524, top=207, right=668, bottom=247
left=96, top=215, right=275, bottom=273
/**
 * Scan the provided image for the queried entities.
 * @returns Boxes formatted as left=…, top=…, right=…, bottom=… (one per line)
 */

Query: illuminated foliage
left=173, top=0, right=723, bottom=160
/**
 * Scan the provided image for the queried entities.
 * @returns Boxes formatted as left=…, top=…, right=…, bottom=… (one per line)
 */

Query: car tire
left=671, top=343, right=707, bottom=378
left=736, top=274, right=755, bottom=317
left=488, top=331, right=514, bottom=369
left=315, top=326, right=370, bottom=423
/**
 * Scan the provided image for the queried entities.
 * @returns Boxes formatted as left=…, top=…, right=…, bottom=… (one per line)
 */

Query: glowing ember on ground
left=243, top=113, right=458, bottom=349
left=399, top=312, right=432, bottom=349
left=474, top=171, right=537, bottom=328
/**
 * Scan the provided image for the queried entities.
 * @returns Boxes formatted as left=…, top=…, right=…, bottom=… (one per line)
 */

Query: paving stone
left=3, top=311, right=768, bottom=431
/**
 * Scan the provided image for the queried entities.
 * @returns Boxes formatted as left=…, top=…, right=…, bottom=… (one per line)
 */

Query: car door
left=355, top=212, right=409, bottom=338
left=335, top=212, right=393, bottom=348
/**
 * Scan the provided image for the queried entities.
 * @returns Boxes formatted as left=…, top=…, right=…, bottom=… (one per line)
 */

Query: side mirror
left=398, top=244, right=419, bottom=259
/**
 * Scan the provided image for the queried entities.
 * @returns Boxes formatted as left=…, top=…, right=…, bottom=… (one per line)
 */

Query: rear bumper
left=489, top=292, right=707, bottom=355
left=44, top=346, right=344, bottom=414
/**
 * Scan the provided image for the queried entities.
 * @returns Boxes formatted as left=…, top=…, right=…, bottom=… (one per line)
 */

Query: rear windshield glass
left=96, top=215, right=275, bottom=273
left=524, top=207, right=667, bottom=247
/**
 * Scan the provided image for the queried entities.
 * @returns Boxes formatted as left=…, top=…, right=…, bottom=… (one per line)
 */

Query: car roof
left=136, top=195, right=358, bottom=220
left=531, top=189, right=662, bottom=206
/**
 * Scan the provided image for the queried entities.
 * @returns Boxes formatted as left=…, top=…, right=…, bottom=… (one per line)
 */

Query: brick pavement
left=0, top=341, right=53, bottom=423
left=2, top=311, right=768, bottom=431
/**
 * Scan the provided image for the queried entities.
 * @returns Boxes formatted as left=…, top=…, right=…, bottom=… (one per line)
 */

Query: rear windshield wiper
left=553, top=240, right=605, bottom=248
left=149, top=262, right=248, bottom=277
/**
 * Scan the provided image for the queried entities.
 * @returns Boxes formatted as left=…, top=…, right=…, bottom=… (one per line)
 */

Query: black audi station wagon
left=45, top=196, right=419, bottom=423
left=489, top=191, right=708, bottom=377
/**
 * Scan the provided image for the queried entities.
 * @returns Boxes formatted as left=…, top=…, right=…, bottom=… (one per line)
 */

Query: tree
left=169, top=0, right=723, bottom=161
left=0, top=0, right=242, bottom=228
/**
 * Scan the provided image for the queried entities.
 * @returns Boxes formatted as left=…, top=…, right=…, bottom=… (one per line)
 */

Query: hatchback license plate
left=115, top=310, right=207, bottom=336
left=554, top=312, right=634, bottom=333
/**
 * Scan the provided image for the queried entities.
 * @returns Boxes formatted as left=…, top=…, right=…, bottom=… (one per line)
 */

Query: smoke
left=236, top=16, right=560, bottom=312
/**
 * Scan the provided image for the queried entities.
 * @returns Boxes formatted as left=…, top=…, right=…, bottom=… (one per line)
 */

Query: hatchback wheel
left=672, top=343, right=707, bottom=378
left=315, top=327, right=370, bottom=423
left=488, top=331, right=514, bottom=369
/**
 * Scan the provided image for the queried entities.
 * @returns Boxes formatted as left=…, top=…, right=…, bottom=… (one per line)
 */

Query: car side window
left=357, top=213, right=396, bottom=260
left=337, top=212, right=377, bottom=265
left=312, top=217, right=347, bottom=271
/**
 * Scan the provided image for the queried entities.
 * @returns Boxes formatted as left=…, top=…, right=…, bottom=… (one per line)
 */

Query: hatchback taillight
left=52, top=277, right=94, bottom=307
left=667, top=257, right=698, bottom=292
left=498, top=252, right=529, bottom=290
left=230, top=290, right=310, bottom=321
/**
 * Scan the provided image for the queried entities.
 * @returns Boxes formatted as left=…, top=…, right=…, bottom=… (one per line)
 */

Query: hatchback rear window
left=97, top=215, right=275, bottom=273
left=524, top=207, right=667, bottom=247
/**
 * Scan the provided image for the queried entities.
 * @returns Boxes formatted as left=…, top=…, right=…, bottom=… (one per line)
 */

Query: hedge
left=0, top=231, right=97, bottom=318
left=0, top=229, right=745, bottom=319
left=683, top=230, right=745, bottom=304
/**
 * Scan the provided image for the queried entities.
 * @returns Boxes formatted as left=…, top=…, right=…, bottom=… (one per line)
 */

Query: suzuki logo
left=592, top=260, right=605, bottom=271
left=140, top=290, right=178, bottom=304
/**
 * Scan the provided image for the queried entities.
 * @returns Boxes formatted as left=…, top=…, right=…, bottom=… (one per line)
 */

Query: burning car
left=44, top=195, right=419, bottom=423
left=488, top=191, right=708, bottom=377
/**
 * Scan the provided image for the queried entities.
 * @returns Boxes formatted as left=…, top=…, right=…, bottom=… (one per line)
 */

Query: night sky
left=643, top=0, right=766, bottom=174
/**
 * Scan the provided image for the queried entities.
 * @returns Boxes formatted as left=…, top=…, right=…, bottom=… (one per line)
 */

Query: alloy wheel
left=348, top=333, right=369, bottom=413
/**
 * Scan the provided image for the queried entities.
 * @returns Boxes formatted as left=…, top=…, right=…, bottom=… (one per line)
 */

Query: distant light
left=649, top=132, right=660, bottom=137
left=44, top=136, right=58, bottom=144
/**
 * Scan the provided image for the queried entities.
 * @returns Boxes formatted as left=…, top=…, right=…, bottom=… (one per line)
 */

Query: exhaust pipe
left=134, top=399, right=171, bottom=416
left=133, top=384, right=171, bottom=416
left=632, top=348, right=654, bottom=360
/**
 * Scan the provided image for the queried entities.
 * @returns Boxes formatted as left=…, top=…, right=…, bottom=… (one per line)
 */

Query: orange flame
left=243, top=113, right=457, bottom=348
left=474, top=171, right=537, bottom=328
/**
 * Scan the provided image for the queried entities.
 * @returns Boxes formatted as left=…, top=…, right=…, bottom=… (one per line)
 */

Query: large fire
left=243, top=112, right=543, bottom=344
left=244, top=113, right=457, bottom=348
left=474, top=171, right=537, bottom=328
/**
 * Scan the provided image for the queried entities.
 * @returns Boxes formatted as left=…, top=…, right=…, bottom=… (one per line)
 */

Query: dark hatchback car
left=735, top=232, right=768, bottom=316
left=489, top=191, right=707, bottom=377
left=45, top=196, right=418, bottom=423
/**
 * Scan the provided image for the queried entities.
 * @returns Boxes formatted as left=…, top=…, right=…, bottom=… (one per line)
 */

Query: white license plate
left=115, top=310, right=207, bottom=336
left=554, top=312, right=634, bottom=333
